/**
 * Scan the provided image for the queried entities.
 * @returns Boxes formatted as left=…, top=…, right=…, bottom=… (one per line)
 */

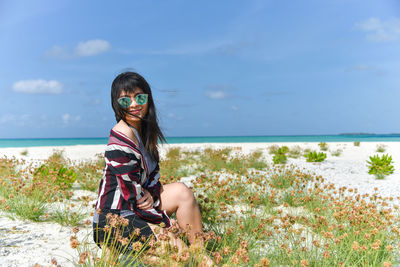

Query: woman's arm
left=105, top=144, right=170, bottom=227
left=144, top=163, right=163, bottom=208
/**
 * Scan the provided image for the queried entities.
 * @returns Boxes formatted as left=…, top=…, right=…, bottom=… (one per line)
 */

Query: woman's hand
left=137, top=189, right=154, bottom=210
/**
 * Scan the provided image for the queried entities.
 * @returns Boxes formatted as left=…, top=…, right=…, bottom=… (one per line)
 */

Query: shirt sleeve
left=105, top=144, right=170, bottom=227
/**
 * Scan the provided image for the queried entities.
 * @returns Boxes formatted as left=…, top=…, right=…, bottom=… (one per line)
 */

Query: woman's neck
left=124, top=120, right=141, bottom=134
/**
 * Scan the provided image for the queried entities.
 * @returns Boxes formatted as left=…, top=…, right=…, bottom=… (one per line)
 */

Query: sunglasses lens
left=136, top=94, right=148, bottom=105
left=118, top=97, right=131, bottom=109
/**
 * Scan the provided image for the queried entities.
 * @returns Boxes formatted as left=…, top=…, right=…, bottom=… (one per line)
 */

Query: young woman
left=93, top=72, right=208, bottom=263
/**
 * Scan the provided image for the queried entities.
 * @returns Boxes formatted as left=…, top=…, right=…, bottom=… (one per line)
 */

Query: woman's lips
left=129, top=110, right=141, bottom=114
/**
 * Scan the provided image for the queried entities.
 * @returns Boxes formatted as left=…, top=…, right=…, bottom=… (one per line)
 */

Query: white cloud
left=62, top=113, right=81, bottom=124
left=205, top=90, right=228, bottom=99
left=13, top=79, right=63, bottom=94
left=355, top=17, right=400, bottom=42
left=205, top=84, right=235, bottom=100
left=74, top=39, right=111, bottom=57
left=45, top=45, right=69, bottom=59
left=45, top=39, right=111, bottom=58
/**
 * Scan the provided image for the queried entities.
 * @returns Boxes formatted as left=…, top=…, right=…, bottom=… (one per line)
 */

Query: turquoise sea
left=0, top=134, right=400, bottom=148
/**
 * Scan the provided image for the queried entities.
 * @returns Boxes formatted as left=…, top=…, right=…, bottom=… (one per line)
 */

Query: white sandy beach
left=0, top=142, right=399, bottom=266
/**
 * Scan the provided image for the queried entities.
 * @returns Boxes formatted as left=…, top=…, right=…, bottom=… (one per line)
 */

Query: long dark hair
left=111, top=72, right=165, bottom=161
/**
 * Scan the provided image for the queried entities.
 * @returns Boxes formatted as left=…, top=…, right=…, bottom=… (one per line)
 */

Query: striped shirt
left=95, top=129, right=170, bottom=227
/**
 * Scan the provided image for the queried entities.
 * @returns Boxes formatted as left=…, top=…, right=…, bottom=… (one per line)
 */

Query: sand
left=0, top=142, right=399, bottom=266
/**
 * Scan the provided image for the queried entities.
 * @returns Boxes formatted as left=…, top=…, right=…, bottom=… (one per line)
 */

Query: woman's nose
left=130, top=97, right=139, bottom=107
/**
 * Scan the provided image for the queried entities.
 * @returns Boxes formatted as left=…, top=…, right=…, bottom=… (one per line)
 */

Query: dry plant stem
left=100, top=243, right=120, bottom=266
left=147, top=225, right=214, bottom=266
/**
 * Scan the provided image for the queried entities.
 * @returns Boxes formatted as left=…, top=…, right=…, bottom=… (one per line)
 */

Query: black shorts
left=93, top=209, right=155, bottom=251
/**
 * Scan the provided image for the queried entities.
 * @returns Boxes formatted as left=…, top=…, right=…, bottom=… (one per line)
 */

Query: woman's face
left=119, top=87, right=149, bottom=125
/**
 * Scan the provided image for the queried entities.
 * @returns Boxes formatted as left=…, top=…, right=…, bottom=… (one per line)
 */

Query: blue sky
left=1, top=0, right=400, bottom=138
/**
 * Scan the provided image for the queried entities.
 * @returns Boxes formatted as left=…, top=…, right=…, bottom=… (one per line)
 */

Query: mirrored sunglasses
left=117, top=94, right=148, bottom=108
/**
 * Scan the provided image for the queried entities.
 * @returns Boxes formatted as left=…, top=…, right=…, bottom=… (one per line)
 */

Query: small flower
left=213, top=252, right=222, bottom=264
left=131, top=241, right=142, bottom=252
left=386, top=245, right=394, bottom=251
left=259, top=258, right=270, bottom=266
left=371, top=239, right=381, bottom=250
left=70, top=239, right=80, bottom=249
left=222, top=246, right=231, bottom=255
left=300, top=259, right=309, bottom=267
left=51, top=258, right=57, bottom=265
left=72, top=227, right=79, bottom=234
left=351, top=241, right=360, bottom=251
left=78, top=252, right=88, bottom=264
left=120, top=217, right=129, bottom=227
left=323, top=250, right=330, bottom=259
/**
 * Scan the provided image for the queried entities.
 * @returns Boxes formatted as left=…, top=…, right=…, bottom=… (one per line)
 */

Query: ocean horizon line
left=0, top=134, right=400, bottom=148
left=1, top=133, right=400, bottom=140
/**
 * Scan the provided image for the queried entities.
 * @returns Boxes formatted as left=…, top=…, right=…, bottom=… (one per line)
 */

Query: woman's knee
left=176, top=182, right=195, bottom=203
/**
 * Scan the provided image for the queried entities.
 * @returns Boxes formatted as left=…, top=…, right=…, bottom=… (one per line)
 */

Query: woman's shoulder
left=111, top=121, right=139, bottom=147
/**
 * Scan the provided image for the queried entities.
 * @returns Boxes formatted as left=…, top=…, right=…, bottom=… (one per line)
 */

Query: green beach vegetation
left=376, top=144, right=387, bottom=153
left=318, top=142, right=329, bottom=151
left=330, top=149, right=343, bottom=157
left=0, top=148, right=400, bottom=266
left=287, top=145, right=303, bottom=159
left=304, top=151, right=327, bottom=162
left=354, top=141, right=361, bottom=147
left=367, top=154, right=395, bottom=180
left=272, top=146, right=288, bottom=164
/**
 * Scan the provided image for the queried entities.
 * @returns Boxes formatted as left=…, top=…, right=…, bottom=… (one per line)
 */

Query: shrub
left=268, top=145, right=280, bottom=155
left=75, top=154, right=105, bottom=191
left=366, top=154, right=395, bottom=179
left=273, top=153, right=287, bottom=164
left=287, top=145, right=302, bottom=158
left=33, top=151, right=77, bottom=189
left=354, top=141, right=360, bottom=146
left=272, top=147, right=288, bottom=164
left=304, top=151, right=327, bottom=162
left=318, top=142, right=328, bottom=151
left=20, top=149, right=28, bottom=156
left=330, top=149, right=343, bottom=157
left=376, top=144, right=386, bottom=153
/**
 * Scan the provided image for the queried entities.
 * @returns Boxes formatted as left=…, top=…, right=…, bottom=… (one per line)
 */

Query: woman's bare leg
left=160, top=182, right=203, bottom=245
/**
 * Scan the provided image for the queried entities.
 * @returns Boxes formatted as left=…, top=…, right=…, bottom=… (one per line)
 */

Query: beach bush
left=268, top=145, right=280, bottom=154
left=353, top=141, right=360, bottom=146
left=376, top=144, right=387, bottom=153
left=272, top=153, right=287, bottom=165
left=33, top=151, right=77, bottom=190
left=20, top=149, right=28, bottom=156
left=330, top=149, right=343, bottom=157
left=366, top=154, right=395, bottom=179
left=0, top=157, right=21, bottom=177
left=271, top=146, right=289, bottom=164
left=287, top=145, right=302, bottom=158
left=318, top=142, right=329, bottom=151
left=75, top=154, right=105, bottom=191
left=304, top=151, right=327, bottom=162
left=50, top=201, right=87, bottom=226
